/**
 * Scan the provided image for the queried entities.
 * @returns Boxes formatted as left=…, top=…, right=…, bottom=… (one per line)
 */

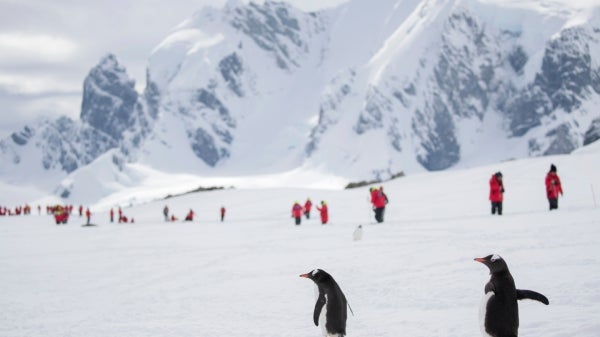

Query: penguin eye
left=491, top=254, right=501, bottom=262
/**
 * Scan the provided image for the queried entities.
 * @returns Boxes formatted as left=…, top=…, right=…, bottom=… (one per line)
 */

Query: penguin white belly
left=479, top=291, right=494, bottom=337
left=319, top=294, right=328, bottom=337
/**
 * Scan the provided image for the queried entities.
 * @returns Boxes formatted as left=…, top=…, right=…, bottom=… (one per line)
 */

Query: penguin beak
left=474, top=257, right=487, bottom=264
left=299, top=273, right=310, bottom=278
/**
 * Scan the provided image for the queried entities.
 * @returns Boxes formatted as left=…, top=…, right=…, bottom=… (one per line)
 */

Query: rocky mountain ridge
left=0, top=0, right=598, bottom=202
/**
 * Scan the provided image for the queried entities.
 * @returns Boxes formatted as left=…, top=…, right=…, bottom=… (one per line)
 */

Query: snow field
left=1, top=145, right=599, bottom=336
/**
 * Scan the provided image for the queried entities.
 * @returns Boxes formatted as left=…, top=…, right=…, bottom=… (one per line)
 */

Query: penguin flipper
left=517, top=289, right=549, bottom=305
left=313, top=292, right=326, bottom=326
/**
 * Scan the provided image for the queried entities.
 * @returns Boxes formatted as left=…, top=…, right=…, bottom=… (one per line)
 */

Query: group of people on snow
left=0, top=163, right=569, bottom=228
left=108, top=207, right=133, bottom=223
left=291, top=198, right=328, bottom=225
left=291, top=187, right=388, bottom=226
left=162, top=205, right=226, bottom=223
left=0, top=204, right=70, bottom=217
left=0, top=204, right=34, bottom=216
left=488, top=164, right=564, bottom=215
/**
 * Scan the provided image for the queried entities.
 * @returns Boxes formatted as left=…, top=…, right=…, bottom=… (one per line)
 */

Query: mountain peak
left=1, top=0, right=600, bottom=203
left=80, top=54, right=140, bottom=142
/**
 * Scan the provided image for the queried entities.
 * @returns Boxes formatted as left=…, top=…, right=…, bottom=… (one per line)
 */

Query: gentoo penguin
left=475, top=254, right=549, bottom=337
left=300, top=269, right=349, bottom=337
left=353, top=225, right=363, bottom=241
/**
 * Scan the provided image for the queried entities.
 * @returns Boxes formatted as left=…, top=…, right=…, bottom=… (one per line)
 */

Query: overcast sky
left=0, top=0, right=347, bottom=138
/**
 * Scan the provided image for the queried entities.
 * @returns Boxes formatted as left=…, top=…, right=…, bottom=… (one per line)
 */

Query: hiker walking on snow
left=220, top=206, right=226, bottom=222
left=303, top=198, right=312, bottom=219
left=163, top=205, right=169, bottom=221
left=545, top=164, right=563, bottom=210
left=85, top=208, right=91, bottom=224
left=370, top=186, right=387, bottom=223
left=489, top=172, right=505, bottom=215
left=291, top=201, right=303, bottom=226
left=316, top=200, right=328, bottom=225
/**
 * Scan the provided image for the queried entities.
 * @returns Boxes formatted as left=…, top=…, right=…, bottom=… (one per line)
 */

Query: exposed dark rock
left=80, top=54, right=139, bottom=142
left=35, top=116, right=117, bottom=173
left=144, top=72, right=161, bottom=119
left=505, top=86, right=551, bottom=137
left=230, top=2, right=308, bottom=69
left=543, top=123, right=577, bottom=155
left=508, top=46, right=528, bottom=74
left=355, top=88, right=390, bottom=134
left=414, top=95, right=460, bottom=171
left=535, top=28, right=593, bottom=113
left=219, top=53, right=244, bottom=96
left=11, top=126, right=34, bottom=146
left=583, top=118, right=600, bottom=145
left=190, top=128, right=219, bottom=166
left=196, top=89, right=236, bottom=128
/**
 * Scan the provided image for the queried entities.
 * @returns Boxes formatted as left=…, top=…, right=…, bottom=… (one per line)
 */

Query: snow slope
left=0, top=142, right=599, bottom=337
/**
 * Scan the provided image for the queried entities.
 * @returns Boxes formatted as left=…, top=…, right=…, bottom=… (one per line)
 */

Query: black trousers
left=491, top=201, right=503, bottom=215
left=548, top=198, right=558, bottom=210
left=374, top=207, right=385, bottom=223
left=294, top=216, right=301, bottom=225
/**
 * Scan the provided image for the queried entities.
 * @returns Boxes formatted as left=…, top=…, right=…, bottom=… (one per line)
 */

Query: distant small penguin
left=353, top=225, right=363, bottom=241
left=300, top=269, right=350, bottom=337
left=475, top=254, right=549, bottom=337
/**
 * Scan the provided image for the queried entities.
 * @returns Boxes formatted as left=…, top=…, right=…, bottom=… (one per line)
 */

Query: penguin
left=300, top=269, right=349, bottom=337
left=353, top=225, right=363, bottom=241
left=475, top=254, right=549, bottom=337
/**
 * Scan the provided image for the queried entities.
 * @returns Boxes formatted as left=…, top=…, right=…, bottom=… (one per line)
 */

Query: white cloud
left=0, top=32, right=79, bottom=65
left=0, top=0, right=348, bottom=136
left=0, top=72, right=80, bottom=95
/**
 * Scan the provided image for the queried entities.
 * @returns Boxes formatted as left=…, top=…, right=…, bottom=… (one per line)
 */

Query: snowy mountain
left=1, top=0, right=599, bottom=203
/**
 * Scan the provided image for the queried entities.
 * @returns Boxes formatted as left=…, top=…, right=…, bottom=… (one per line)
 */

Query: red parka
left=316, top=204, right=328, bottom=224
left=304, top=199, right=312, bottom=213
left=185, top=209, right=194, bottom=221
left=545, top=172, right=563, bottom=199
left=370, top=188, right=387, bottom=208
left=489, top=175, right=504, bottom=202
left=291, top=203, right=303, bottom=218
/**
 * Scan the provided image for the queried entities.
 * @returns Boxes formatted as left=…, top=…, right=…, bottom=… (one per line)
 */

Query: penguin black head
left=299, top=269, right=332, bottom=284
left=474, top=254, right=509, bottom=274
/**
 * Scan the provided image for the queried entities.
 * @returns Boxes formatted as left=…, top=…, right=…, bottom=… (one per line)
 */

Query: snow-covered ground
left=1, top=142, right=599, bottom=337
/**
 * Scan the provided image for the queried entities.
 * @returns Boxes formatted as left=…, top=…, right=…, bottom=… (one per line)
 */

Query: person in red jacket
left=370, top=186, right=387, bottom=223
left=303, top=198, right=312, bottom=219
left=545, top=164, right=563, bottom=210
left=220, top=206, right=226, bottom=222
left=489, top=172, right=505, bottom=215
left=109, top=208, right=114, bottom=223
left=85, top=208, right=91, bottom=224
left=316, top=200, right=328, bottom=225
left=291, top=201, right=303, bottom=225
left=184, top=209, right=194, bottom=221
